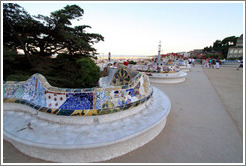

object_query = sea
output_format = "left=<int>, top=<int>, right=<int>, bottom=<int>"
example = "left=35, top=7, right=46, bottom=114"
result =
left=96, top=55, right=155, bottom=59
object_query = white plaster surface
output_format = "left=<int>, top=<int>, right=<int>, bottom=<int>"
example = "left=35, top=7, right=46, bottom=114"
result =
left=98, top=68, right=117, bottom=87
left=179, top=66, right=191, bottom=72
left=3, top=87, right=171, bottom=163
left=149, top=71, right=187, bottom=83
left=3, top=103, right=37, bottom=115
left=37, top=101, right=147, bottom=125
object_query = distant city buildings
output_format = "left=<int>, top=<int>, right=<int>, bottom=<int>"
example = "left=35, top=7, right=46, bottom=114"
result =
left=160, top=52, right=184, bottom=60
left=227, top=34, right=243, bottom=59
left=189, top=49, right=204, bottom=58
left=190, top=49, right=223, bottom=59
left=177, top=52, right=190, bottom=58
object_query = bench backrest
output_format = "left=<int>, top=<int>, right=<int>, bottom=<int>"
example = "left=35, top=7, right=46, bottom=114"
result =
left=3, top=67, right=153, bottom=116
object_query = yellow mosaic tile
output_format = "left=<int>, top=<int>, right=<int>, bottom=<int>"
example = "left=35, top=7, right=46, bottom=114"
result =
left=84, top=109, right=98, bottom=116
left=71, top=110, right=85, bottom=116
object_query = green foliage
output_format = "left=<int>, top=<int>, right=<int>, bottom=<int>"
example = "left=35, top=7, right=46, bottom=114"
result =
left=76, top=57, right=101, bottom=87
left=3, top=46, right=16, bottom=80
left=221, top=36, right=238, bottom=46
left=128, top=60, right=137, bottom=64
left=6, top=73, right=31, bottom=81
left=228, top=57, right=237, bottom=60
left=3, top=3, right=103, bottom=88
left=43, top=56, right=101, bottom=88
left=205, top=54, right=220, bottom=59
left=204, top=46, right=213, bottom=52
left=4, top=54, right=101, bottom=88
left=203, top=35, right=239, bottom=59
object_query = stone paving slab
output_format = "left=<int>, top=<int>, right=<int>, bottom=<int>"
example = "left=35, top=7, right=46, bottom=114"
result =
left=102, top=65, right=243, bottom=163
left=203, top=65, right=243, bottom=136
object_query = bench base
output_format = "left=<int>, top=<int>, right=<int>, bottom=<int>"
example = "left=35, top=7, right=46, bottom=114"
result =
left=3, top=87, right=171, bottom=163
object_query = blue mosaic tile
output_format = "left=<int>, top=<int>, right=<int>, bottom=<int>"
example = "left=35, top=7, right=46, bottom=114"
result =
left=32, top=79, right=46, bottom=107
left=122, top=85, right=128, bottom=89
left=126, top=88, right=135, bottom=97
left=118, top=99, right=124, bottom=106
left=95, top=91, right=101, bottom=109
left=74, top=89, right=81, bottom=93
left=56, top=109, right=74, bottom=116
left=34, top=105, right=41, bottom=110
left=3, top=84, right=25, bottom=98
left=100, top=91, right=111, bottom=108
left=59, top=93, right=94, bottom=110
left=22, top=76, right=36, bottom=101
left=13, top=85, right=25, bottom=99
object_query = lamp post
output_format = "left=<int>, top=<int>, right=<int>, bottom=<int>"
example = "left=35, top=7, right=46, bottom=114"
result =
left=158, top=41, right=161, bottom=65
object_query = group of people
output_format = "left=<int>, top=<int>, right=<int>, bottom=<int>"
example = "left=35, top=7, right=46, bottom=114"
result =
left=237, top=60, right=243, bottom=70
left=203, top=58, right=220, bottom=69
left=108, top=52, right=129, bottom=67
left=188, top=58, right=195, bottom=67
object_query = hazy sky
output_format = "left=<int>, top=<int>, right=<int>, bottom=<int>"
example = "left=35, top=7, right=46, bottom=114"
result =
left=15, top=1, right=244, bottom=56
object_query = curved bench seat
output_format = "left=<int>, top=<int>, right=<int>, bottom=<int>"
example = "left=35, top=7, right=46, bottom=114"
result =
left=179, top=65, right=191, bottom=72
left=149, top=71, right=187, bottom=84
left=128, top=64, right=187, bottom=84
left=3, top=87, right=171, bottom=162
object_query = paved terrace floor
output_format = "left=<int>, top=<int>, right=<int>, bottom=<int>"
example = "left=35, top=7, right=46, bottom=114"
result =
left=2, top=64, right=244, bottom=163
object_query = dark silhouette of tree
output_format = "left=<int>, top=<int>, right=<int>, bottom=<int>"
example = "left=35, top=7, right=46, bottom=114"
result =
left=203, top=36, right=239, bottom=59
left=3, top=3, right=104, bottom=60
left=3, top=3, right=104, bottom=88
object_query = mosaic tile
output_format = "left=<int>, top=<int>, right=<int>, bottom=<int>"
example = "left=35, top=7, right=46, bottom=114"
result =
left=100, top=91, right=112, bottom=108
left=46, top=108, right=59, bottom=114
left=13, top=85, right=25, bottom=99
left=71, top=110, right=85, bottom=116
left=102, top=101, right=114, bottom=109
left=84, top=109, right=98, bottom=116
left=122, top=103, right=133, bottom=110
left=3, top=68, right=153, bottom=116
left=39, top=107, right=48, bottom=112
left=34, top=105, right=41, bottom=110
left=45, top=91, right=67, bottom=109
left=3, top=85, right=17, bottom=98
left=56, top=109, right=74, bottom=116
left=126, top=88, right=135, bottom=97
left=112, top=107, right=122, bottom=113
left=74, top=89, right=82, bottom=93
left=95, top=91, right=101, bottom=109
left=140, top=97, right=147, bottom=104
left=22, top=76, right=36, bottom=101
left=99, top=108, right=112, bottom=115
left=110, top=65, right=137, bottom=86
left=32, top=80, right=47, bottom=106
left=60, top=93, right=93, bottom=110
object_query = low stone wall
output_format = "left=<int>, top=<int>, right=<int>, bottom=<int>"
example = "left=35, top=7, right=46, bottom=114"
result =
left=3, top=65, right=153, bottom=116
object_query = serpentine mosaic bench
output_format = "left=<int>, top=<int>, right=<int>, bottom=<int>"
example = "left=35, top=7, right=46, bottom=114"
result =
left=129, top=64, right=180, bottom=73
left=3, top=65, right=171, bottom=163
left=3, top=65, right=150, bottom=117
left=129, top=64, right=187, bottom=84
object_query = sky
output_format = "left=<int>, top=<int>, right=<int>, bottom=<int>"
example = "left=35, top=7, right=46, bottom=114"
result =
left=11, top=1, right=245, bottom=56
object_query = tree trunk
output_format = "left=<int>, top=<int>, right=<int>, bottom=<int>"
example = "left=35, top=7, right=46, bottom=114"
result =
left=4, top=14, right=34, bottom=67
